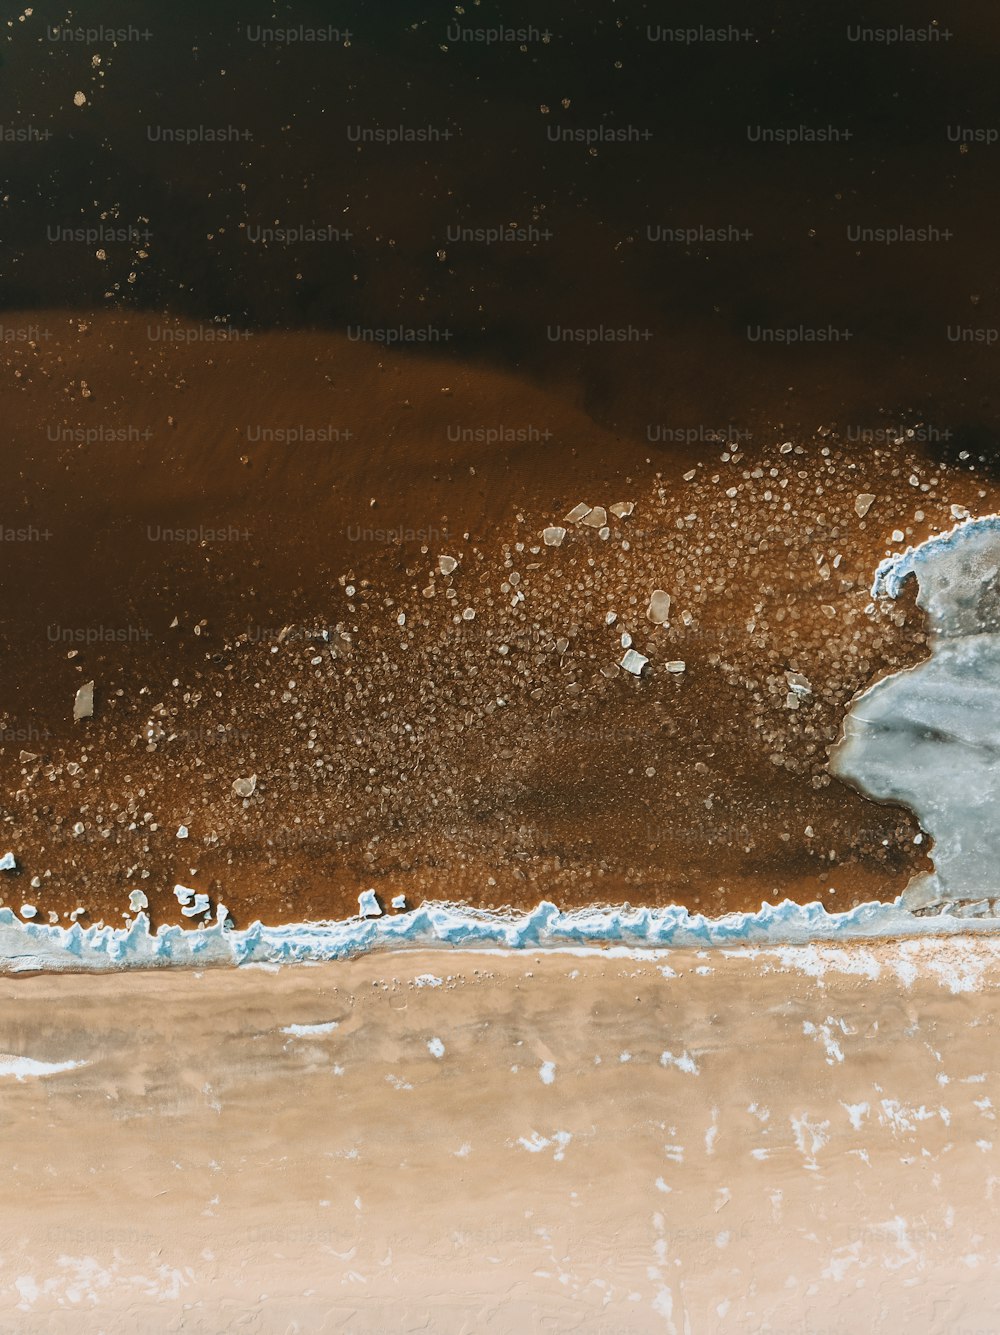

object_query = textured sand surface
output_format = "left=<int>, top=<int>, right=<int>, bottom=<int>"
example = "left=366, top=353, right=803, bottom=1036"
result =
left=1, top=942, right=999, bottom=1332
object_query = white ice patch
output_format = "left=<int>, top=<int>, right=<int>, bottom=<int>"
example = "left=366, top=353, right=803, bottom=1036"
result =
left=539, top=1061, right=556, bottom=1085
left=836, top=514, right=1000, bottom=910
left=427, top=1037, right=445, bottom=1058
left=517, top=1130, right=571, bottom=1161
left=660, top=1050, right=699, bottom=1075
left=791, top=1114, right=830, bottom=1170
left=281, top=1022, right=339, bottom=1037
left=802, top=1018, right=847, bottom=1064
left=0, top=1055, right=87, bottom=1081
left=841, top=1101, right=870, bottom=1130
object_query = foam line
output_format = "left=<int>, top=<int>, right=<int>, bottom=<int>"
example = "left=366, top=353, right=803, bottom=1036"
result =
left=0, top=898, right=996, bottom=972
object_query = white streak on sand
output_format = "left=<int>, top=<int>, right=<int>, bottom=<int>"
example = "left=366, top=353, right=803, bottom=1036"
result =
left=0, top=1055, right=87, bottom=1081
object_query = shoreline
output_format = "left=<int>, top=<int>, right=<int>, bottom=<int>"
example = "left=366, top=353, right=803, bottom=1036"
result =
left=4, top=893, right=1000, bottom=974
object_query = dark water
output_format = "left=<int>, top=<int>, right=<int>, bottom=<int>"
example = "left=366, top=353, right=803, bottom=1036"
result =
left=2, top=1, right=1000, bottom=446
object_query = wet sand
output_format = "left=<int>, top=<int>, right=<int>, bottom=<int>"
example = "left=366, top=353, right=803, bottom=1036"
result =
left=1, top=943, right=998, bottom=1331
left=5, top=310, right=1000, bottom=929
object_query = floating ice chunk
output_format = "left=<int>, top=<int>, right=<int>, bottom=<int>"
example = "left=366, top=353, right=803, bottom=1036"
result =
left=581, top=506, right=607, bottom=528
left=428, top=1037, right=445, bottom=1058
left=855, top=494, right=875, bottom=518
left=232, top=775, right=257, bottom=798
left=609, top=501, right=634, bottom=518
left=564, top=503, right=592, bottom=523
left=176, top=825, right=189, bottom=840
left=438, top=555, right=458, bottom=575
left=0, top=853, right=16, bottom=872
left=543, top=526, right=566, bottom=547
left=391, top=894, right=407, bottom=910
left=666, top=661, right=686, bottom=674
left=128, top=890, right=148, bottom=912
left=0, top=1055, right=86, bottom=1080
left=181, top=894, right=210, bottom=918
left=173, top=884, right=195, bottom=906
left=646, top=590, right=671, bottom=624
left=620, top=649, right=649, bottom=676
left=19, top=905, right=36, bottom=919
left=358, top=889, right=382, bottom=917
left=73, top=681, right=94, bottom=721
left=835, top=515, right=1000, bottom=908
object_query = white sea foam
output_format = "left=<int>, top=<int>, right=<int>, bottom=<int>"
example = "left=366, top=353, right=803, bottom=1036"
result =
left=1, top=895, right=999, bottom=973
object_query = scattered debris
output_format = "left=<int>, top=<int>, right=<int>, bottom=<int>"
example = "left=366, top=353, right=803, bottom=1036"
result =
left=438, top=555, right=458, bottom=575
left=232, top=775, right=257, bottom=798
left=0, top=853, right=16, bottom=872
left=581, top=506, right=607, bottom=529
left=543, top=526, right=566, bottom=546
left=128, top=889, right=148, bottom=913
left=665, top=661, right=686, bottom=674
left=609, top=501, right=634, bottom=518
left=855, top=494, right=876, bottom=518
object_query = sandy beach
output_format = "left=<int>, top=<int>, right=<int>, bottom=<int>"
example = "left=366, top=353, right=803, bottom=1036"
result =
left=2, top=940, right=998, bottom=1331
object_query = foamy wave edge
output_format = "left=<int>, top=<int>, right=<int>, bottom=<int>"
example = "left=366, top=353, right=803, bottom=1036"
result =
left=1, top=898, right=997, bottom=972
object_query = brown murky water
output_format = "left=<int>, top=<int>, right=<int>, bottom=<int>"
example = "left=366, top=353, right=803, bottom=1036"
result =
left=4, top=314, right=994, bottom=930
